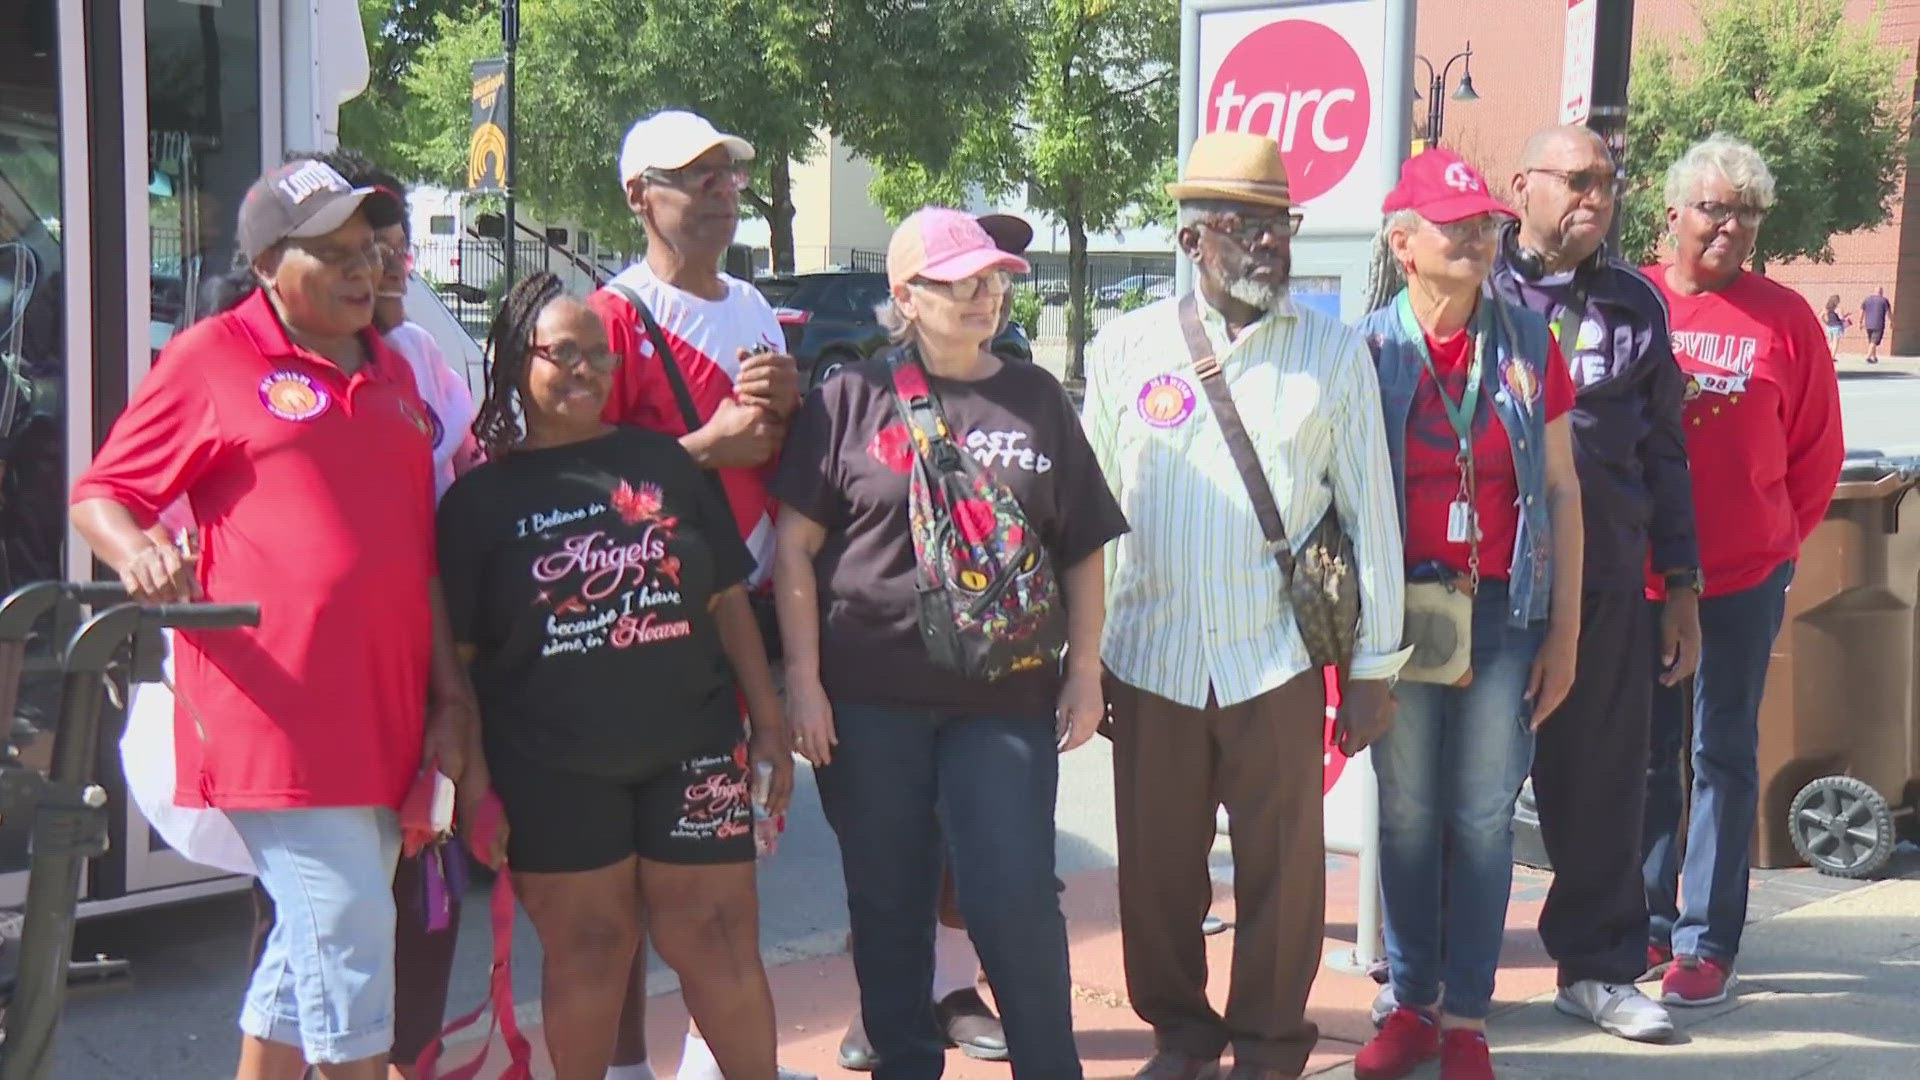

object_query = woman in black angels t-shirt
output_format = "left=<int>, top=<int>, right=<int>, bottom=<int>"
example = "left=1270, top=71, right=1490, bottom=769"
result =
left=437, top=273, right=788, bottom=1080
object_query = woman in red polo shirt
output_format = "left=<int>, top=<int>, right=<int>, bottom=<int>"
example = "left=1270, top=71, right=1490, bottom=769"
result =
left=1641, top=135, right=1843, bottom=1008
left=70, top=160, right=478, bottom=1080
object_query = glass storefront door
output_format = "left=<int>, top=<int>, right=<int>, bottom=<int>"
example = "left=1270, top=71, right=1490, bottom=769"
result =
left=0, top=0, right=74, bottom=902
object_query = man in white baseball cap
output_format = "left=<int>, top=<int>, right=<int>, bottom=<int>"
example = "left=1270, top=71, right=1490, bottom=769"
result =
left=617, top=109, right=755, bottom=187
left=590, top=108, right=805, bottom=1080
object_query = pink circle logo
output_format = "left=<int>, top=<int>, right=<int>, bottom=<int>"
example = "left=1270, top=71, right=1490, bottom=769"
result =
left=1136, top=375, right=1197, bottom=428
left=1207, top=20, right=1372, bottom=206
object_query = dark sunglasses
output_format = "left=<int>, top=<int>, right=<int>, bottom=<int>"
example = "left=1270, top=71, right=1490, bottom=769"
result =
left=1199, top=212, right=1303, bottom=247
left=1527, top=167, right=1622, bottom=198
left=644, top=163, right=752, bottom=193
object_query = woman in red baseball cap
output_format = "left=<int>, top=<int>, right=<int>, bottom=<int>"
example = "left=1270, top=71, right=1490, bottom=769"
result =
left=1352, top=150, right=1585, bottom=1080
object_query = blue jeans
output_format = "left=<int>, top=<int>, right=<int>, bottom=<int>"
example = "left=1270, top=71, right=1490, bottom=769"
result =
left=228, top=806, right=402, bottom=1063
left=1375, top=582, right=1544, bottom=1020
left=817, top=703, right=1081, bottom=1080
left=1643, top=560, right=1793, bottom=962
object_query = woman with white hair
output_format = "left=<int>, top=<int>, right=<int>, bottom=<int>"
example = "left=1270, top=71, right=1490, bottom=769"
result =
left=1641, top=134, right=1843, bottom=1007
left=1354, top=149, right=1584, bottom=1080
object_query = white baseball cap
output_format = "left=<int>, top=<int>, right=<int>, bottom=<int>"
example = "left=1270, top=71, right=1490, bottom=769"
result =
left=618, top=110, right=755, bottom=187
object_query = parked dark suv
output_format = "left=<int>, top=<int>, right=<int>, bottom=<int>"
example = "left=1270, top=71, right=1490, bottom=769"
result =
left=760, top=271, right=1033, bottom=386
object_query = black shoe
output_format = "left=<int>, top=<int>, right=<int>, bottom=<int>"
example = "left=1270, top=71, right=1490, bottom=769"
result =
left=935, top=988, right=1010, bottom=1061
left=838, top=1009, right=879, bottom=1072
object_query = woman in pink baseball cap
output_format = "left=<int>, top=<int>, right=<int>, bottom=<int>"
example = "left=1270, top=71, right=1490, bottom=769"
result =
left=1352, top=150, right=1586, bottom=1080
left=771, top=208, right=1128, bottom=1078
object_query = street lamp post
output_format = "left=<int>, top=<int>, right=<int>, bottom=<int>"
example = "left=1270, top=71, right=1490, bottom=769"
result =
left=1413, top=42, right=1479, bottom=146
left=501, top=0, right=520, bottom=290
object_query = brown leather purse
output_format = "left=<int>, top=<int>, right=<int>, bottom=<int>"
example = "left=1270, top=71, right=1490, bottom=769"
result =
left=1178, top=295, right=1360, bottom=671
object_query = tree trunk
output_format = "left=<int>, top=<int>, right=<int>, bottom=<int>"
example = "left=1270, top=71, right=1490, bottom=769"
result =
left=1751, top=249, right=1767, bottom=277
left=1066, top=211, right=1089, bottom=382
left=768, top=153, right=797, bottom=274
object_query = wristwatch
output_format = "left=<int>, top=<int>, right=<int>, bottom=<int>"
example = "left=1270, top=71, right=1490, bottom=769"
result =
left=1662, top=568, right=1705, bottom=595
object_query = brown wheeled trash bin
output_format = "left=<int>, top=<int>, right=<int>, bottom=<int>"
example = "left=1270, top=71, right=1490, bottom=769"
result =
left=1758, top=456, right=1920, bottom=877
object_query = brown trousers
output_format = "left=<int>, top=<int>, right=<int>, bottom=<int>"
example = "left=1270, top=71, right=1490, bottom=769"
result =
left=1108, top=670, right=1325, bottom=1075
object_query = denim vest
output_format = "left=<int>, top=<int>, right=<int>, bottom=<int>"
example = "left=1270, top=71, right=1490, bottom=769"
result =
left=1358, top=294, right=1555, bottom=627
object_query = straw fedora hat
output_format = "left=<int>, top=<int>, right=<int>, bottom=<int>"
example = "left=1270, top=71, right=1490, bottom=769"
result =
left=1166, top=132, right=1291, bottom=209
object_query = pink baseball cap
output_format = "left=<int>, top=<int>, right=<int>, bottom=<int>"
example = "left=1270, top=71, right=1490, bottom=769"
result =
left=886, top=207, right=1031, bottom=288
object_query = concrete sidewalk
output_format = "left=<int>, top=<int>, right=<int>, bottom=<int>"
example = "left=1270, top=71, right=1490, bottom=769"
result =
left=446, top=843, right=1918, bottom=1079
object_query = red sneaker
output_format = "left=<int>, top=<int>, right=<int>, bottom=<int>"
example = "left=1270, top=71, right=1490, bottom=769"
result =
left=1354, top=1007, right=1439, bottom=1080
left=1645, top=943, right=1674, bottom=979
left=1439, top=1029, right=1494, bottom=1080
left=1661, top=954, right=1735, bottom=1006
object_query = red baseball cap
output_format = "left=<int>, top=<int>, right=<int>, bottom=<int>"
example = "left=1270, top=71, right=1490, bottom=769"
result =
left=1381, top=148, right=1515, bottom=224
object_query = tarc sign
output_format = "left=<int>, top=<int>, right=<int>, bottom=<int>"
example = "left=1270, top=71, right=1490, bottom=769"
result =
left=1191, top=0, right=1389, bottom=233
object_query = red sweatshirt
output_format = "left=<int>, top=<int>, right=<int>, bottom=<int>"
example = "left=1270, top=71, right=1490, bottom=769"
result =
left=1646, top=266, right=1845, bottom=598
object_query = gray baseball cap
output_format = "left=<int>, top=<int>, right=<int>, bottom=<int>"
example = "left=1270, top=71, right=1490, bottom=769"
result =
left=236, top=160, right=397, bottom=263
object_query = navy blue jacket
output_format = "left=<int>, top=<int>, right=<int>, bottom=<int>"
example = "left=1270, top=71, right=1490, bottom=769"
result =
left=1491, top=237, right=1699, bottom=591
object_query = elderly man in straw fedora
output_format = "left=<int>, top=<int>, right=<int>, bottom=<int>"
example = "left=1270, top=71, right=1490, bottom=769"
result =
left=1082, top=132, right=1408, bottom=1080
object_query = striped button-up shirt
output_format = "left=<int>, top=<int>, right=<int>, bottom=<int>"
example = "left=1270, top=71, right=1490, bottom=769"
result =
left=1081, top=293, right=1408, bottom=709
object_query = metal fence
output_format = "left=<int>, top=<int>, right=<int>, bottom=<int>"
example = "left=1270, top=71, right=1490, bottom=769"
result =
left=413, top=238, right=630, bottom=338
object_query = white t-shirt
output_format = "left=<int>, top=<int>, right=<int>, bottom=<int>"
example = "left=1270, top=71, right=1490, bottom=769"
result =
left=383, top=320, right=477, bottom=501
left=594, top=264, right=785, bottom=583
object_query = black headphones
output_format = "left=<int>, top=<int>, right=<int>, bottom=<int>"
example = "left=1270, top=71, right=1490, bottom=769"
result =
left=1502, top=217, right=1607, bottom=287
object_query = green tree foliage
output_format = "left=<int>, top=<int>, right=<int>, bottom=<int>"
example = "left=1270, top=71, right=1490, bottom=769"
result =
left=867, top=0, right=1179, bottom=379
left=373, top=0, right=1026, bottom=268
left=1621, top=0, right=1909, bottom=271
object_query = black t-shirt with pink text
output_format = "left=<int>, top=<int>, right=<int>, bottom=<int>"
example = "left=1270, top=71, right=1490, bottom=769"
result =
left=438, top=428, right=752, bottom=779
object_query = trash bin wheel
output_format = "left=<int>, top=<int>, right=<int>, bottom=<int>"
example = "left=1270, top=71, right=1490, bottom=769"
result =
left=1788, top=775, right=1896, bottom=879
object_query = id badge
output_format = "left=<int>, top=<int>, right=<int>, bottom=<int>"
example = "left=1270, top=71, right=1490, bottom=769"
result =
left=1447, top=500, right=1476, bottom=544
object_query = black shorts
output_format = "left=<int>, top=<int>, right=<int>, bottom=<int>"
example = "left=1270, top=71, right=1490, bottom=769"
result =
left=488, top=741, right=756, bottom=873
left=1867, top=327, right=1885, bottom=345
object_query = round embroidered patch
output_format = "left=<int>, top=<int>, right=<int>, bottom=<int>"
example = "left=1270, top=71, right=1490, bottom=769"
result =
left=258, top=372, right=330, bottom=421
left=1136, top=374, right=1196, bottom=428
left=1501, top=360, right=1539, bottom=406
left=424, top=404, right=446, bottom=448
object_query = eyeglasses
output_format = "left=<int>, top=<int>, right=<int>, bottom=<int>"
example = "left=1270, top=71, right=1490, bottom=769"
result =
left=289, top=237, right=382, bottom=272
left=910, top=269, right=1011, bottom=303
left=1199, top=212, right=1304, bottom=247
left=1688, top=200, right=1768, bottom=228
left=1527, top=167, right=1622, bottom=199
left=644, top=163, right=752, bottom=193
left=375, top=241, right=415, bottom=272
left=530, top=342, right=620, bottom=373
left=1428, top=216, right=1498, bottom=244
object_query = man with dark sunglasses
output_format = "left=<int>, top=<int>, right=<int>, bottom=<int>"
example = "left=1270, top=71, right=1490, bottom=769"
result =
left=1491, top=124, right=1701, bottom=1043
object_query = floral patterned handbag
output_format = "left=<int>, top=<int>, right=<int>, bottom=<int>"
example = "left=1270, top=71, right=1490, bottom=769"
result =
left=886, top=351, right=1067, bottom=681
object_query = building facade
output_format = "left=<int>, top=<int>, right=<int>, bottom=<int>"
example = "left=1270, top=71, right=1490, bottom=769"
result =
left=1416, top=0, right=1919, bottom=353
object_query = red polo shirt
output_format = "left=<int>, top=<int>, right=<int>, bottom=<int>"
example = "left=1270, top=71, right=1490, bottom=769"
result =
left=72, top=290, right=437, bottom=811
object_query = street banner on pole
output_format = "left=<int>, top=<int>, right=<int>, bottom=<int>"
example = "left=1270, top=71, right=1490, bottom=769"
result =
left=1559, top=0, right=1599, bottom=124
left=468, top=58, right=509, bottom=193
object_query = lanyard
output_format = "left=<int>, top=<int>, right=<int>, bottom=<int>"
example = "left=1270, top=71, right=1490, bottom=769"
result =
left=1394, top=289, right=1488, bottom=453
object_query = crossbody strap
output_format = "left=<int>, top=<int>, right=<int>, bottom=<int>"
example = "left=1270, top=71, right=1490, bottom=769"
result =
left=605, top=281, right=703, bottom=434
left=603, top=280, right=737, bottom=515
left=885, top=348, right=966, bottom=472
left=1178, top=294, right=1296, bottom=578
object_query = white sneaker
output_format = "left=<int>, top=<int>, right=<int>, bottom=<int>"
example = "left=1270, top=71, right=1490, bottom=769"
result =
left=1369, top=982, right=1396, bottom=1027
left=777, top=1069, right=817, bottom=1080
left=1555, top=980, right=1675, bottom=1042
